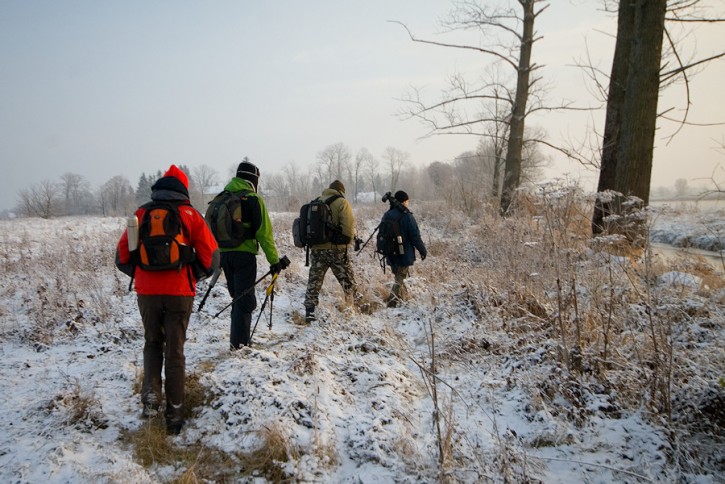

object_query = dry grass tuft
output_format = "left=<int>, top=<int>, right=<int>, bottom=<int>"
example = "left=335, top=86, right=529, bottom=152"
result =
left=238, top=423, right=301, bottom=481
left=127, top=418, right=175, bottom=467
left=125, top=421, right=240, bottom=481
left=47, top=379, right=108, bottom=430
left=184, top=372, right=211, bottom=420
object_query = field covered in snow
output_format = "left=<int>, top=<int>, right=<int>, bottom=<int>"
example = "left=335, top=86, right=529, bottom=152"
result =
left=0, top=197, right=723, bottom=483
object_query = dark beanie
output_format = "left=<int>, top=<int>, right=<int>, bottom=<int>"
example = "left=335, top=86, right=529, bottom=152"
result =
left=329, top=180, right=345, bottom=194
left=237, top=161, right=260, bottom=189
left=394, top=190, right=409, bottom=203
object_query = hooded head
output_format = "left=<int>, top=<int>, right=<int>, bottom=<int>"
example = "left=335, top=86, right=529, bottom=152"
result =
left=237, top=161, right=260, bottom=190
left=164, top=164, right=189, bottom=189
left=150, top=164, right=190, bottom=199
left=394, top=190, right=409, bottom=203
left=329, top=180, right=345, bottom=195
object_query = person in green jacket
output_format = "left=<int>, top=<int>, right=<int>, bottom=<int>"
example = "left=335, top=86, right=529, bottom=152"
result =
left=219, top=161, right=285, bottom=349
left=303, top=180, right=359, bottom=323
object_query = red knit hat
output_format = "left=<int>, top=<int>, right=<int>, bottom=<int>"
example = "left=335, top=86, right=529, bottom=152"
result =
left=164, top=164, right=189, bottom=189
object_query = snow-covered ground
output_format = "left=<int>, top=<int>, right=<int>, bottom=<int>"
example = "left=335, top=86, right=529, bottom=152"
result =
left=0, top=202, right=722, bottom=483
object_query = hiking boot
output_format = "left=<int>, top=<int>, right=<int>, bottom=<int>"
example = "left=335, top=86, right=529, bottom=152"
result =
left=385, top=294, right=399, bottom=308
left=166, top=417, right=184, bottom=435
left=304, top=306, right=316, bottom=323
left=141, top=403, right=159, bottom=419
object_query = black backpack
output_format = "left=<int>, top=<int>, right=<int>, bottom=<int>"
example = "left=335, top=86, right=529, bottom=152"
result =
left=205, top=190, right=258, bottom=248
left=376, top=214, right=405, bottom=257
left=293, top=195, right=342, bottom=248
left=132, top=201, right=194, bottom=271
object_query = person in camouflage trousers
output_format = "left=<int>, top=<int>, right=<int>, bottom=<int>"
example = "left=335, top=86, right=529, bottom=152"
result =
left=303, top=180, right=359, bottom=322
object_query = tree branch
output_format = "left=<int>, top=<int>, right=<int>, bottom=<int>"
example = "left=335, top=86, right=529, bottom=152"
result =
left=389, top=20, right=519, bottom=71
left=660, top=51, right=725, bottom=82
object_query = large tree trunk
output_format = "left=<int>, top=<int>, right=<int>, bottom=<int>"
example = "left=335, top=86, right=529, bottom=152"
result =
left=592, top=0, right=667, bottom=237
left=592, top=1, right=635, bottom=234
left=613, top=0, right=666, bottom=203
left=499, top=0, right=535, bottom=215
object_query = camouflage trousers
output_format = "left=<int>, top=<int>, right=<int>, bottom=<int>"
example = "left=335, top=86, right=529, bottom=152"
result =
left=387, top=265, right=410, bottom=305
left=304, top=248, right=358, bottom=308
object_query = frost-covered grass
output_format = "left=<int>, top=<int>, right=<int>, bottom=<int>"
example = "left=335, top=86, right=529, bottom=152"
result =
left=0, top=197, right=722, bottom=483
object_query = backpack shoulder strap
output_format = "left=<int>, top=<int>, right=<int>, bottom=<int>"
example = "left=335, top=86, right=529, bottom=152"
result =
left=323, top=194, right=342, bottom=206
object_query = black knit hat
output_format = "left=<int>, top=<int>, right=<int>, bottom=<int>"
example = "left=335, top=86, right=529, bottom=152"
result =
left=329, top=180, right=345, bottom=194
left=394, top=190, right=409, bottom=203
left=237, top=161, right=260, bottom=189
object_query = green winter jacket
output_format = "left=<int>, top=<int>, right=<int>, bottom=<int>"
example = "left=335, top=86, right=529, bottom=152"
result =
left=311, top=187, right=355, bottom=250
left=218, top=177, right=279, bottom=265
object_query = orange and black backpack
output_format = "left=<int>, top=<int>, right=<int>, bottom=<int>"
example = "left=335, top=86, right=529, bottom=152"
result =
left=131, top=201, right=195, bottom=271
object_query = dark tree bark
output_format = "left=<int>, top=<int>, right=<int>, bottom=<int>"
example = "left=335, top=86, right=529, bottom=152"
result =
left=592, top=0, right=668, bottom=235
left=613, top=0, right=667, bottom=202
left=592, top=2, right=635, bottom=234
left=500, top=0, right=536, bottom=215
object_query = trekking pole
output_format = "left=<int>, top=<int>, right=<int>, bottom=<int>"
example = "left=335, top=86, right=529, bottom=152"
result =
left=211, top=270, right=273, bottom=318
left=211, top=255, right=289, bottom=318
left=197, top=268, right=222, bottom=313
left=249, top=272, right=278, bottom=345
left=355, top=224, right=380, bottom=255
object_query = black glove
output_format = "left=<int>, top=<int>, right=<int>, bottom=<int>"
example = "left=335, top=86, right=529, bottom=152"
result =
left=420, top=251, right=427, bottom=261
left=270, top=255, right=291, bottom=274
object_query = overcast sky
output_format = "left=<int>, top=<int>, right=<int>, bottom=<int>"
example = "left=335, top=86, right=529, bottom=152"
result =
left=1, top=1, right=723, bottom=212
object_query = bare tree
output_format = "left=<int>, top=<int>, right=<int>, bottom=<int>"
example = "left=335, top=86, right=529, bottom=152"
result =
left=453, top=151, right=490, bottom=214
left=190, top=164, right=219, bottom=207
left=59, top=172, right=92, bottom=215
left=317, top=143, right=352, bottom=184
left=283, top=161, right=312, bottom=201
left=382, top=146, right=410, bottom=192
left=265, top=172, right=289, bottom=198
left=674, top=178, right=688, bottom=197
left=427, top=161, right=455, bottom=204
left=476, top=92, right=511, bottom=197
left=101, top=175, right=135, bottom=216
left=364, top=150, right=380, bottom=197
left=354, top=148, right=374, bottom=202
left=17, top=179, right=62, bottom=219
left=396, top=0, right=550, bottom=214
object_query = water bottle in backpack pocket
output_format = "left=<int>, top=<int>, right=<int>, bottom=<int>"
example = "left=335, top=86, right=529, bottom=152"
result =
left=376, top=218, right=404, bottom=256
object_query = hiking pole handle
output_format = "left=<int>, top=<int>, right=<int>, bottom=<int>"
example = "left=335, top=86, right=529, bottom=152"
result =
left=197, top=268, right=222, bottom=313
left=212, top=269, right=273, bottom=318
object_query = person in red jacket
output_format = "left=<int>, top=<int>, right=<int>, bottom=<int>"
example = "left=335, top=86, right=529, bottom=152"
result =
left=115, top=164, right=219, bottom=435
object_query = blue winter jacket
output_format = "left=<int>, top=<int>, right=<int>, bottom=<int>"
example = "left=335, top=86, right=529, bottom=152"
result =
left=381, top=206, right=427, bottom=267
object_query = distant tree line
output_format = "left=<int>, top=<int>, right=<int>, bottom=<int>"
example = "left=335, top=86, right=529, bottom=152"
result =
left=10, top=138, right=549, bottom=219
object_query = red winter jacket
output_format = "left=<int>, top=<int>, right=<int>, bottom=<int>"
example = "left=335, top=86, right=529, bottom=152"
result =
left=115, top=166, right=220, bottom=296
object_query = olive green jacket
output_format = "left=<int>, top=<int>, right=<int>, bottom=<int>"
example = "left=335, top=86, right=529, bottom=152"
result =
left=218, top=177, right=279, bottom=265
left=311, top=188, right=355, bottom=249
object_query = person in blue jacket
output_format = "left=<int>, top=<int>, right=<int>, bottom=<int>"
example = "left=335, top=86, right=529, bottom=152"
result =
left=380, top=190, right=427, bottom=307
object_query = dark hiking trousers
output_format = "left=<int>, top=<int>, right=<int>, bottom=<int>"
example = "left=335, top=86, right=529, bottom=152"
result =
left=137, top=294, right=193, bottom=422
left=221, top=251, right=257, bottom=348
